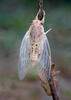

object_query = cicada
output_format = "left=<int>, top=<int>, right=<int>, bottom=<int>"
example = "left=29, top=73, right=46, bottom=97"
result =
left=18, top=11, right=52, bottom=80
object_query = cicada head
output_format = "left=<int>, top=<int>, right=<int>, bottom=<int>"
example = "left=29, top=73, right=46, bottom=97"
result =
left=30, top=19, right=44, bottom=39
left=30, top=10, right=45, bottom=39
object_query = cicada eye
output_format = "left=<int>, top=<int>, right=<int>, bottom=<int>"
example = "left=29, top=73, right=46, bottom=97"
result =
left=40, top=22, right=43, bottom=25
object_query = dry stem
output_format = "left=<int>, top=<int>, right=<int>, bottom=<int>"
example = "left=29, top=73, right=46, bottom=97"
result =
left=48, top=72, right=59, bottom=100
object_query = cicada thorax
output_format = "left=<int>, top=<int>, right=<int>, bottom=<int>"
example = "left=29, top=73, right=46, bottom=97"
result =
left=29, top=23, right=44, bottom=65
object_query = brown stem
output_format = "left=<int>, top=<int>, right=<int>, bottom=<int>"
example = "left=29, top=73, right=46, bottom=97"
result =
left=37, top=1, right=59, bottom=100
left=37, top=0, right=43, bottom=11
left=48, top=72, right=59, bottom=100
left=37, top=0, right=44, bottom=20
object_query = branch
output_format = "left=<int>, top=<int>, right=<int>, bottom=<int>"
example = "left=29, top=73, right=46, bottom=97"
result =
left=37, top=0, right=43, bottom=10
left=37, top=1, right=59, bottom=100
left=48, top=72, right=59, bottom=100
left=38, top=64, right=60, bottom=100
left=37, top=0, right=44, bottom=20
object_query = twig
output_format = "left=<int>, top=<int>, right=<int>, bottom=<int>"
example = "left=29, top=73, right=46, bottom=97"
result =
left=37, top=0, right=43, bottom=10
left=37, top=0, right=44, bottom=20
left=37, top=1, right=59, bottom=99
left=48, top=72, right=59, bottom=100
left=39, top=64, right=60, bottom=100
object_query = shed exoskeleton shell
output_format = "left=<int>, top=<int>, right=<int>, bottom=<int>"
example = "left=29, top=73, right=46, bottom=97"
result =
left=18, top=12, right=51, bottom=80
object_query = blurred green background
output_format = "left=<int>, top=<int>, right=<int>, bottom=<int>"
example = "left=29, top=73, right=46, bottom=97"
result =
left=0, top=0, right=71, bottom=100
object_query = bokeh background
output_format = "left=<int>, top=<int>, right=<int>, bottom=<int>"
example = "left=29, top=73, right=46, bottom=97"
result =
left=0, top=0, right=71, bottom=100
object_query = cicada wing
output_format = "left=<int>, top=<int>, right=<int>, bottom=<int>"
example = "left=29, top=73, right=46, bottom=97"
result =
left=18, top=31, right=32, bottom=80
left=39, top=34, right=51, bottom=79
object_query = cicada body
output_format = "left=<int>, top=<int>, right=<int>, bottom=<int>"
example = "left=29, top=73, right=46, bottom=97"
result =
left=18, top=11, right=51, bottom=80
left=29, top=19, right=44, bottom=65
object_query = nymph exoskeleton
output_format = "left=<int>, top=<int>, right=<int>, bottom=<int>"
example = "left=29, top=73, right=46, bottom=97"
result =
left=18, top=11, right=52, bottom=80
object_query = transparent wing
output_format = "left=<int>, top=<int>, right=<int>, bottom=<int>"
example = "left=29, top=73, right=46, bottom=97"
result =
left=18, top=31, right=32, bottom=80
left=39, top=34, right=51, bottom=78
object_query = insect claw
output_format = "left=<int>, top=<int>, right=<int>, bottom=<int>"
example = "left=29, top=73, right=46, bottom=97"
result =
left=45, top=28, right=52, bottom=34
left=52, top=71, right=60, bottom=77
